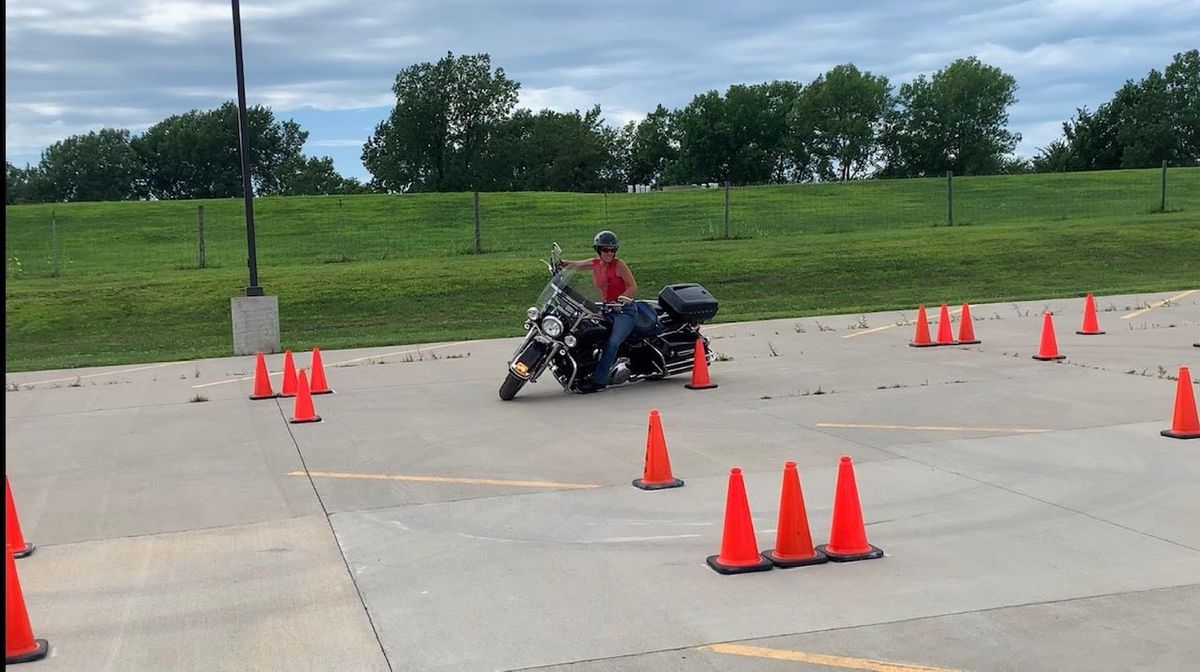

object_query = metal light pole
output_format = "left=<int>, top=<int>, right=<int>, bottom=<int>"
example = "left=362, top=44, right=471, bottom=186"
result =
left=230, top=0, right=263, bottom=296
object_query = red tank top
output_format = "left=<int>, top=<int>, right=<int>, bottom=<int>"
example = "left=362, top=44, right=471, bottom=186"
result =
left=591, top=258, right=626, bottom=301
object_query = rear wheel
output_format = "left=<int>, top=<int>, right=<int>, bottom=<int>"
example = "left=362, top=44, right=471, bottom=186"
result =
left=498, top=373, right=526, bottom=400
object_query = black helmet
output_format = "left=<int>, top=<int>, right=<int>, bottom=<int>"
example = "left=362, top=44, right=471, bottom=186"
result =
left=592, top=230, right=619, bottom=253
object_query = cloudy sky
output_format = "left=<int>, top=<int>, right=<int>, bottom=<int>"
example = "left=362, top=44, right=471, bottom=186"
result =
left=6, top=0, right=1198, bottom=182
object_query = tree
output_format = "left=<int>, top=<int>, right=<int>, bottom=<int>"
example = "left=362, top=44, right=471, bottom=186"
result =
left=882, top=57, right=1020, bottom=176
left=666, top=90, right=730, bottom=184
left=668, top=81, right=801, bottom=185
left=791, top=64, right=891, bottom=181
left=134, top=102, right=307, bottom=199
left=363, top=52, right=519, bottom=192
left=278, top=156, right=368, bottom=195
left=6, top=161, right=50, bottom=204
left=478, top=106, right=622, bottom=192
left=1062, top=50, right=1198, bottom=170
left=1166, top=49, right=1200, bottom=162
left=33, top=129, right=147, bottom=202
left=725, top=81, right=803, bottom=184
left=1111, top=71, right=1176, bottom=167
left=617, top=104, right=676, bottom=187
left=1062, top=104, right=1121, bottom=170
left=1031, top=139, right=1073, bottom=173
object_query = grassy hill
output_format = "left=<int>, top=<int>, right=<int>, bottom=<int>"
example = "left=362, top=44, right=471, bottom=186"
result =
left=6, top=168, right=1199, bottom=372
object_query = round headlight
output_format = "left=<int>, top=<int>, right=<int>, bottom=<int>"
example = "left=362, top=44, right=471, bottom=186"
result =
left=563, top=335, right=577, bottom=348
left=526, top=307, right=540, bottom=320
left=541, top=315, right=564, bottom=338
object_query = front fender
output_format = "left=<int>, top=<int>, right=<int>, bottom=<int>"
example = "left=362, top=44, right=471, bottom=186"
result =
left=509, top=339, right=551, bottom=380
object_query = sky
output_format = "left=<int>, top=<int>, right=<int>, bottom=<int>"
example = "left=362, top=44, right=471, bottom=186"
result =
left=6, top=0, right=1199, bottom=183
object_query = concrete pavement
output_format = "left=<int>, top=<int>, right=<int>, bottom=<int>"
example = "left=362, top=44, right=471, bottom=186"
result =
left=5, top=289, right=1199, bottom=671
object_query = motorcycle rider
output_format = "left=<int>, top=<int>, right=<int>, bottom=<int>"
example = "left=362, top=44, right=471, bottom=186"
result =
left=562, top=230, right=639, bottom=393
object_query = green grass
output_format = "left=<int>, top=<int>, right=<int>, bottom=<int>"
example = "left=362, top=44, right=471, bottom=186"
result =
left=6, top=168, right=1199, bottom=372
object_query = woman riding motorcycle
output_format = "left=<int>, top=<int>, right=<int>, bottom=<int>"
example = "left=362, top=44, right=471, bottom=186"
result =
left=561, top=230, right=644, bottom=393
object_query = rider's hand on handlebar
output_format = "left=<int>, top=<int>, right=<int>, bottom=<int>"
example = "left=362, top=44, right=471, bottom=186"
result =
left=617, top=295, right=634, bottom=306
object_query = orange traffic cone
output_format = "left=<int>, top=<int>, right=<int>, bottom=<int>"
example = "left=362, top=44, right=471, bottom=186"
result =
left=706, top=468, right=773, bottom=574
left=685, top=338, right=718, bottom=390
left=5, top=477, right=34, bottom=559
left=935, top=303, right=956, bottom=345
left=309, top=347, right=333, bottom=395
left=1076, top=293, right=1105, bottom=335
left=289, top=369, right=321, bottom=424
left=1032, top=313, right=1066, bottom=361
left=762, top=462, right=827, bottom=568
left=909, top=305, right=935, bottom=347
left=279, top=350, right=299, bottom=398
left=816, top=456, right=884, bottom=562
left=5, top=550, right=48, bottom=664
left=1161, top=366, right=1200, bottom=439
left=957, top=303, right=980, bottom=344
left=633, top=410, right=684, bottom=490
left=249, top=352, right=276, bottom=400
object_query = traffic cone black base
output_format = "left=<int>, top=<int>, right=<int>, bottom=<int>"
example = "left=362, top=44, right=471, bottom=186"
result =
left=763, top=548, right=828, bottom=568
left=6, top=639, right=48, bottom=665
left=1160, top=429, right=1200, bottom=439
left=815, top=543, right=884, bottom=562
left=705, top=554, right=773, bottom=575
left=633, top=477, right=684, bottom=490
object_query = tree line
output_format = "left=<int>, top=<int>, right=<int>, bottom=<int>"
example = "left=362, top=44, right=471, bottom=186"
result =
left=6, top=49, right=1197, bottom=203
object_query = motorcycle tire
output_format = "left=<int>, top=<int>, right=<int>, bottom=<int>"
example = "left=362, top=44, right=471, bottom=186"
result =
left=498, top=372, right=526, bottom=401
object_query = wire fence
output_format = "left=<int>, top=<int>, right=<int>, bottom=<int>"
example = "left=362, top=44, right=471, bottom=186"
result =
left=5, top=165, right=1196, bottom=281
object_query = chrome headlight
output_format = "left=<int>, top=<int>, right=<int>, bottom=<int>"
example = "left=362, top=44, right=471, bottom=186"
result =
left=563, top=335, right=577, bottom=348
left=541, top=315, right=564, bottom=338
left=526, top=307, right=540, bottom=320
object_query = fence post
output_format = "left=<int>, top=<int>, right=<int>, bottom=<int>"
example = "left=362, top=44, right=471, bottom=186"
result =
left=946, top=171, right=954, bottom=226
left=473, top=191, right=482, bottom=254
left=723, top=180, right=731, bottom=239
left=1160, top=159, right=1168, bottom=213
left=198, top=205, right=206, bottom=269
left=51, top=210, right=60, bottom=276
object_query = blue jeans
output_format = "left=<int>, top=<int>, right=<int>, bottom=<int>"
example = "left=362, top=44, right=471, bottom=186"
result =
left=592, top=303, right=637, bottom=385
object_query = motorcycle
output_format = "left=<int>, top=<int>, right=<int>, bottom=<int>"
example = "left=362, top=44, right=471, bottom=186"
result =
left=498, top=243, right=719, bottom=400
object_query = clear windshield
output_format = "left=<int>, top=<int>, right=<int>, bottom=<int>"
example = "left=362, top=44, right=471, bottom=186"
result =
left=536, top=266, right=603, bottom=315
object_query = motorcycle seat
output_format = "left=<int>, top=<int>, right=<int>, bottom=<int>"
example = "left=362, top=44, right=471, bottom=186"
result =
left=634, top=300, right=659, bottom=335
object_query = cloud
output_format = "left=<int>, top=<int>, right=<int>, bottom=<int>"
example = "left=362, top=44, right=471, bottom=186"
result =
left=5, top=0, right=1197, bottom=180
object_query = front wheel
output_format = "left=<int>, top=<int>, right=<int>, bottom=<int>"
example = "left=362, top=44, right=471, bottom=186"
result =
left=498, top=372, right=527, bottom=401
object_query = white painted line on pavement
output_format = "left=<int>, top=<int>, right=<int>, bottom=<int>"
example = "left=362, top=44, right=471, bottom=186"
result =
left=193, top=341, right=473, bottom=388
left=24, top=361, right=181, bottom=387
left=817, top=422, right=1050, bottom=433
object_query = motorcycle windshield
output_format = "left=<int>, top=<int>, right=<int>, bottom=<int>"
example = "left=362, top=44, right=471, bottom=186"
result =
left=537, top=267, right=603, bottom=316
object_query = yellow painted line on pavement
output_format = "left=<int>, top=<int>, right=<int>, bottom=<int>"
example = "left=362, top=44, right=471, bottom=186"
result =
left=193, top=341, right=472, bottom=388
left=706, top=643, right=962, bottom=671
left=817, top=422, right=1049, bottom=433
left=1121, top=289, right=1197, bottom=320
left=24, top=361, right=181, bottom=387
left=290, top=470, right=601, bottom=490
left=842, top=306, right=962, bottom=339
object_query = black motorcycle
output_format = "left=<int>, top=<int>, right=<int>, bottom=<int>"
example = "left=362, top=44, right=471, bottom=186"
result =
left=499, top=243, right=718, bottom=400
